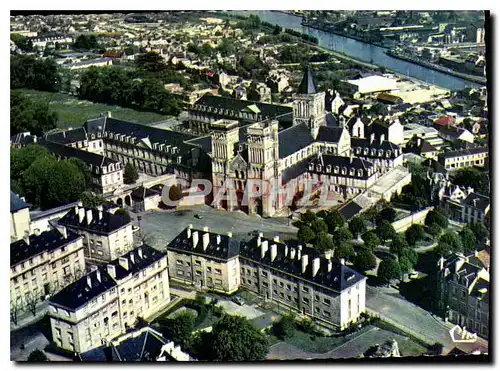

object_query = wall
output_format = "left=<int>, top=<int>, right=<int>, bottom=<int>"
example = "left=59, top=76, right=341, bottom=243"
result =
left=10, top=208, right=30, bottom=241
left=391, top=207, right=434, bottom=233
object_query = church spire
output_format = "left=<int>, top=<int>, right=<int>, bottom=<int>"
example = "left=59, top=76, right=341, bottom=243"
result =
left=297, top=64, right=317, bottom=94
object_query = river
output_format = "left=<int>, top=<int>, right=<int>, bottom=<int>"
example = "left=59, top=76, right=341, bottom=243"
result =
left=233, top=10, right=480, bottom=91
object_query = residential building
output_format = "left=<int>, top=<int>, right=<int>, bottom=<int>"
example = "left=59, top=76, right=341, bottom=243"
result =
left=56, top=204, right=134, bottom=264
left=166, top=226, right=367, bottom=330
left=48, top=245, right=170, bottom=353
left=11, top=191, right=31, bottom=242
left=438, top=126, right=475, bottom=144
left=10, top=227, right=85, bottom=310
left=167, top=226, right=241, bottom=294
left=45, top=127, right=105, bottom=155
left=64, top=57, right=113, bottom=70
left=437, top=146, right=488, bottom=171
left=437, top=252, right=489, bottom=339
left=78, top=326, right=193, bottom=361
left=460, top=193, right=490, bottom=224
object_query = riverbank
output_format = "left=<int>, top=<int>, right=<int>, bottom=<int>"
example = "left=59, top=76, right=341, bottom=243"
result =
left=385, top=50, right=487, bottom=85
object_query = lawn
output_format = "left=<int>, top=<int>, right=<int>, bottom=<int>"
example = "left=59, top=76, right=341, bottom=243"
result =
left=16, top=89, right=172, bottom=128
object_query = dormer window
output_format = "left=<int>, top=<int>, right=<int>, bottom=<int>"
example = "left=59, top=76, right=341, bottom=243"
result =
left=378, top=149, right=384, bottom=157
left=326, top=165, right=332, bottom=173
left=363, top=148, right=369, bottom=155
left=349, top=168, right=355, bottom=176
left=371, top=149, right=376, bottom=156
left=386, top=150, right=392, bottom=158
left=334, top=166, right=339, bottom=174
left=309, top=164, right=314, bottom=171
left=342, top=167, right=347, bottom=175
left=316, top=164, right=322, bottom=172
left=357, top=169, right=363, bottom=177
left=356, top=147, right=361, bottom=154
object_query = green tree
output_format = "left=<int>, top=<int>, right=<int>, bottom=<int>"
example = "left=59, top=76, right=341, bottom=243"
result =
left=400, top=248, right=418, bottom=267
left=136, top=51, right=167, bottom=73
left=10, top=91, right=58, bottom=136
left=325, top=209, right=345, bottom=233
left=315, top=232, right=334, bottom=252
left=439, top=232, right=463, bottom=253
left=73, top=34, right=99, bottom=50
left=459, top=226, right=477, bottom=254
left=163, top=311, right=196, bottom=350
left=376, top=220, right=396, bottom=243
left=297, top=225, right=315, bottom=244
left=300, top=209, right=317, bottom=225
left=80, top=191, right=106, bottom=208
left=349, top=216, right=366, bottom=237
left=399, top=256, right=413, bottom=279
left=361, top=231, right=381, bottom=250
left=451, top=167, right=489, bottom=195
left=376, top=206, right=397, bottom=225
left=468, top=223, right=488, bottom=244
left=427, top=223, right=442, bottom=239
left=27, top=349, right=48, bottom=362
left=332, top=227, right=353, bottom=245
left=115, top=208, right=130, bottom=218
left=310, top=218, right=328, bottom=235
left=169, top=184, right=183, bottom=202
left=334, top=242, right=355, bottom=261
left=377, top=258, right=401, bottom=284
left=272, top=24, right=283, bottom=35
left=425, top=209, right=449, bottom=229
left=390, top=234, right=409, bottom=257
left=202, top=315, right=268, bottom=361
left=405, top=224, right=426, bottom=246
left=272, top=312, right=295, bottom=340
left=11, top=55, right=60, bottom=91
left=124, top=162, right=139, bottom=184
left=354, top=248, right=377, bottom=273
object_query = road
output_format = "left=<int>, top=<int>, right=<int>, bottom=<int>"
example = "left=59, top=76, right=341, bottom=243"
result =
left=137, top=205, right=298, bottom=249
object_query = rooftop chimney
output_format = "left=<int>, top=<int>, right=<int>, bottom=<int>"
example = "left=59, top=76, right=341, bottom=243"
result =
left=187, top=224, right=193, bottom=239
left=340, top=258, right=345, bottom=266
left=130, top=253, right=135, bottom=264
left=77, top=201, right=83, bottom=207
left=58, top=226, right=67, bottom=239
left=216, top=235, right=221, bottom=245
left=290, top=247, right=296, bottom=260
left=203, top=232, right=210, bottom=251
left=86, top=209, right=93, bottom=224
left=203, top=226, right=209, bottom=232
left=380, top=134, right=385, bottom=143
left=97, top=205, right=103, bottom=220
left=273, top=236, right=280, bottom=243
left=312, top=257, right=320, bottom=277
left=284, top=245, right=289, bottom=258
left=23, top=235, right=30, bottom=245
left=257, top=234, right=262, bottom=247
left=34, top=228, right=41, bottom=236
left=327, top=258, right=333, bottom=272
left=96, top=270, right=101, bottom=282
left=270, top=244, right=277, bottom=262
left=191, top=230, right=200, bottom=248
left=227, top=232, right=232, bottom=238
left=74, top=205, right=79, bottom=215
left=138, top=247, right=143, bottom=259
left=297, top=245, right=302, bottom=260
left=107, top=264, right=116, bottom=278
left=301, top=254, right=309, bottom=274
left=119, top=257, right=129, bottom=271
left=370, top=133, right=375, bottom=144
left=261, top=240, right=269, bottom=259
left=78, top=208, right=85, bottom=223
left=87, top=275, right=92, bottom=288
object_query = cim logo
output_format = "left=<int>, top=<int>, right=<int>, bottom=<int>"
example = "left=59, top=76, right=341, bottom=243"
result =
left=449, top=325, right=478, bottom=343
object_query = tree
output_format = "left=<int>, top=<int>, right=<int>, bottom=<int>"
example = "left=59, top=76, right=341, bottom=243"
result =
left=332, top=227, right=353, bottom=245
left=136, top=51, right=167, bottom=73
left=25, top=292, right=39, bottom=316
left=314, top=232, right=334, bottom=252
left=10, top=91, right=58, bottom=136
left=468, top=223, right=488, bottom=244
left=115, top=208, right=130, bottom=218
left=354, top=248, right=377, bottom=273
left=451, top=167, right=489, bottom=195
left=27, top=349, right=49, bottom=362
left=124, top=162, right=139, bottom=184
left=439, top=232, right=463, bottom=253
left=399, top=256, right=413, bottom=279
left=334, top=242, right=355, bottom=261
left=390, top=234, right=409, bottom=257
left=10, top=300, right=21, bottom=326
left=349, top=216, right=366, bottom=237
left=201, top=315, right=268, bottom=361
left=11, top=55, right=60, bottom=91
left=169, top=184, right=183, bottom=202
left=376, top=220, right=396, bottom=243
left=80, top=191, right=106, bottom=208
left=297, top=225, right=315, bottom=244
left=163, top=311, right=197, bottom=350
left=428, top=342, right=444, bottom=356
left=425, top=209, right=449, bottom=229
left=310, top=218, right=328, bottom=235
left=459, top=227, right=477, bottom=254
left=400, top=248, right=418, bottom=267
left=377, top=258, right=401, bottom=284
left=405, top=224, right=426, bottom=246
left=272, top=312, right=295, bottom=340
left=325, top=209, right=345, bottom=233
left=272, top=24, right=283, bottom=35
left=376, top=206, right=397, bottom=225
left=361, top=231, right=381, bottom=250
left=300, top=209, right=317, bottom=225
left=73, top=34, right=99, bottom=50
left=427, top=223, right=442, bottom=239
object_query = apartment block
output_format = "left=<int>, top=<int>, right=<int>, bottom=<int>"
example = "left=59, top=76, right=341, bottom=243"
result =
left=438, top=146, right=488, bottom=171
left=10, top=227, right=85, bottom=310
left=437, top=252, right=489, bottom=339
left=48, top=245, right=170, bottom=353
left=57, top=204, right=133, bottom=264
left=10, top=191, right=31, bottom=242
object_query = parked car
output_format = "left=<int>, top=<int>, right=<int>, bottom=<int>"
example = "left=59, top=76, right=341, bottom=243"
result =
left=232, top=296, right=245, bottom=306
left=409, top=272, right=419, bottom=279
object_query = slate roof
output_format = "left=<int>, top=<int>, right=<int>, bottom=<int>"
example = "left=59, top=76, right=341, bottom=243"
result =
left=325, top=112, right=339, bottom=127
left=351, top=138, right=401, bottom=156
left=462, top=193, right=490, bottom=212
left=240, top=237, right=365, bottom=293
left=278, top=123, right=314, bottom=159
left=297, top=65, right=317, bottom=94
left=185, top=135, right=212, bottom=154
left=10, top=191, right=29, bottom=213
left=282, top=157, right=312, bottom=184
left=45, top=128, right=88, bottom=145
left=316, top=126, right=344, bottom=143
left=50, top=269, right=117, bottom=311
left=438, top=125, right=470, bottom=139
left=309, top=154, right=374, bottom=178
left=58, top=207, right=131, bottom=235
left=108, top=245, right=166, bottom=281
left=39, top=138, right=117, bottom=169
left=168, top=227, right=241, bottom=261
left=337, top=201, right=363, bottom=221
left=131, top=186, right=161, bottom=202
left=10, top=132, right=36, bottom=146
left=11, top=228, right=82, bottom=267
left=440, top=146, right=488, bottom=159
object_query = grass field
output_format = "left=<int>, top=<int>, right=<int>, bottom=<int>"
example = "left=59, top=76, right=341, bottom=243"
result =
left=16, top=89, right=172, bottom=129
